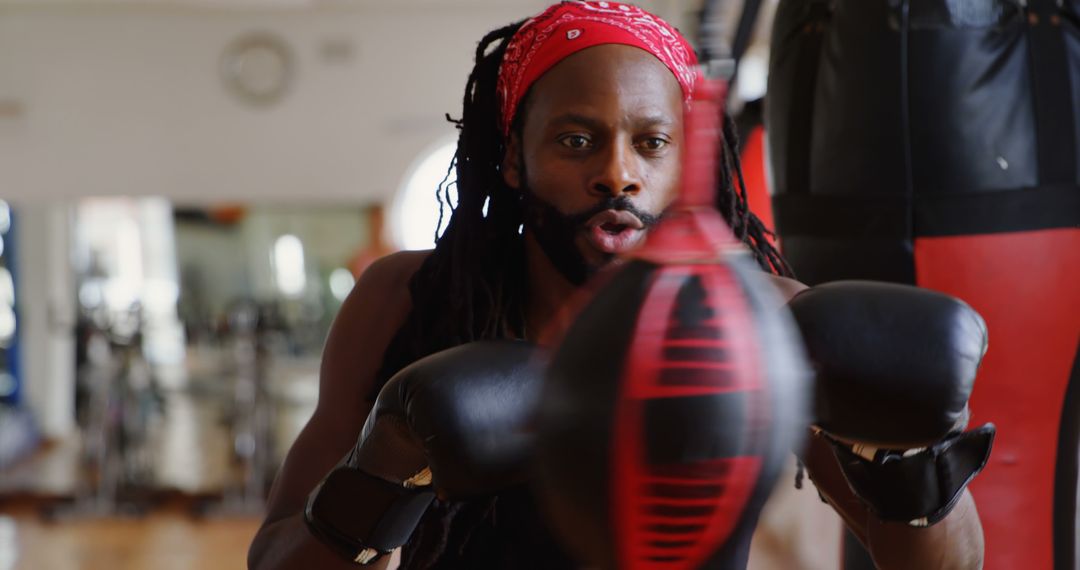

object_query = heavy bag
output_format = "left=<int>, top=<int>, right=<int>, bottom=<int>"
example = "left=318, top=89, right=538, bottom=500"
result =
left=766, top=1, right=1080, bottom=568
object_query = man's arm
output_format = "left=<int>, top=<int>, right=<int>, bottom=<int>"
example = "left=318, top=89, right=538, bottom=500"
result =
left=803, top=429, right=989, bottom=565
left=803, top=430, right=984, bottom=569
left=248, top=251, right=428, bottom=570
left=766, top=275, right=986, bottom=570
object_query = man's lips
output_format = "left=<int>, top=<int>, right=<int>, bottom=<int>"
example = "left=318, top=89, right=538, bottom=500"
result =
left=585, top=209, right=645, bottom=231
left=583, top=209, right=647, bottom=254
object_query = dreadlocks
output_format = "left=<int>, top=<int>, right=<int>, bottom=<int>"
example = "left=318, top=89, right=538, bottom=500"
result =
left=373, top=21, right=528, bottom=397
left=371, top=18, right=792, bottom=570
left=718, top=108, right=793, bottom=277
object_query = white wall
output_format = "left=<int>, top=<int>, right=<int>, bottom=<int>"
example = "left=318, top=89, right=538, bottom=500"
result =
left=0, top=2, right=552, bottom=205
left=15, top=202, right=76, bottom=437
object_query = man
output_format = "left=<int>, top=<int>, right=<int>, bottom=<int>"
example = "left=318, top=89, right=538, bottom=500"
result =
left=248, top=2, right=986, bottom=568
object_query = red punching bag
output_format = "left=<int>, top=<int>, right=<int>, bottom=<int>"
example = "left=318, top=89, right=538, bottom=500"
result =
left=533, top=77, right=811, bottom=570
left=766, top=2, right=1080, bottom=568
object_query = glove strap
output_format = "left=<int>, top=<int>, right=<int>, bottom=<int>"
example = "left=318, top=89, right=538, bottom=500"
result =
left=305, top=466, right=436, bottom=564
left=827, top=423, right=995, bottom=526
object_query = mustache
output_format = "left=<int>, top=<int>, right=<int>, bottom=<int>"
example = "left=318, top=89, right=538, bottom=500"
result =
left=558, top=195, right=663, bottom=229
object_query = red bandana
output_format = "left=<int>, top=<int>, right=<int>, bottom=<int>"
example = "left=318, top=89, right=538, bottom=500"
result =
left=496, top=0, right=699, bottom=137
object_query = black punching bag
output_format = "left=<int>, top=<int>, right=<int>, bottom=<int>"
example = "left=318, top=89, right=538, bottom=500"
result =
left=532, top=76, right=811, bottom=569
left=766, top=1, right=1080, bottom=568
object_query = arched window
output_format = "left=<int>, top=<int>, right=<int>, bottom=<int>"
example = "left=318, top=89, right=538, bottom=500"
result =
left=391, top=139, right=457, bottom=251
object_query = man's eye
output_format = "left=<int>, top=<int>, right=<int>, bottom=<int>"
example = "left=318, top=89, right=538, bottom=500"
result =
left=639, top=137, right=669, bottom=151
left=559, top=135, right=591, bottom=150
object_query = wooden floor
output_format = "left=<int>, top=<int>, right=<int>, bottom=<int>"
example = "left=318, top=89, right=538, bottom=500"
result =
left=0, top=349, right=320, bottom=570
left=1, top=502, right=259, bottom=570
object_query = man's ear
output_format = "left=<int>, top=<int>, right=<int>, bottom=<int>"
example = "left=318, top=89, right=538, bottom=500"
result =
left=502, top=133, right=522, bottom=190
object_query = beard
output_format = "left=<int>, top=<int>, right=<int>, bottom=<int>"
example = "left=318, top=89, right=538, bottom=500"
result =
left=519, top=180, right=662, bottom=286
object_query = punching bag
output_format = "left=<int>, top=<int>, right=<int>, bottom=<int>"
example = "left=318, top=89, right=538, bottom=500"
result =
left=734, top=101, right=777, bottom=242
left=532, top=74, right=811, bottom=569
left=766, top=1, right=1080, bottom=568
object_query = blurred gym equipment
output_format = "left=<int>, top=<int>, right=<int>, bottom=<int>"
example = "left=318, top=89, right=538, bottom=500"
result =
left=194, top=299, right=277, bottom=518
left=44, top=305, right=163, bottom=521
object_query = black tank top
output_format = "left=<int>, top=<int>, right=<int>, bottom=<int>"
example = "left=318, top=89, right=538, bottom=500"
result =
left=401, top=485, right=757, bottom=570
left=400, top=486, right=574, bottom=569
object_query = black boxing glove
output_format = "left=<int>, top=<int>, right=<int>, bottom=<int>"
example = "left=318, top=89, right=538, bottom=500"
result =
left=788, top=281, right=995, bottom=526
left=305, top=340, right=544, bottom=564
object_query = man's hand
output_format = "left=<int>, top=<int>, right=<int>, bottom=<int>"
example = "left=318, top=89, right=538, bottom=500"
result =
left=305, top=340, right=544, bottom=565
left=789, top=281, right=994, bottom=568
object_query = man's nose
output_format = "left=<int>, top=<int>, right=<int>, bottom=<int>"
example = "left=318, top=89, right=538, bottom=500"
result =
left=589, top=140, right=642, bottom=198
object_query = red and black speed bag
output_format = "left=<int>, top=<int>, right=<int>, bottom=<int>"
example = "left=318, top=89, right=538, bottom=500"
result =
left=533, top=78, right=811, bottom=570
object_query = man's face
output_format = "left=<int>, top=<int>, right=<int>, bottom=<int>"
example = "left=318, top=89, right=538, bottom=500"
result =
left=503, top=44, right=685, bottom=285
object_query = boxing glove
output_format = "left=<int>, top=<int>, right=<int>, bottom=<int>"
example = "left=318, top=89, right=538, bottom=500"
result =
left=305, top=340, right=545, bottom=564
left=788, top=281, right=995, bottom=526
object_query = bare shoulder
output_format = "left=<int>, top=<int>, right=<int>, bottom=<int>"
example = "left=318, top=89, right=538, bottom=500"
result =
left=765, top=274, right=808, bottom=303
left=329, top=249, right=431, bottom=337
left=352, top=249, right=431, bottom=298
left=319, top=249, right=432, bottom=403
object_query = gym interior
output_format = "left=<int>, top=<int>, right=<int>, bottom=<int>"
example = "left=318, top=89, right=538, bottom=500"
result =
left=0, top=1, right=1076, bottom=569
